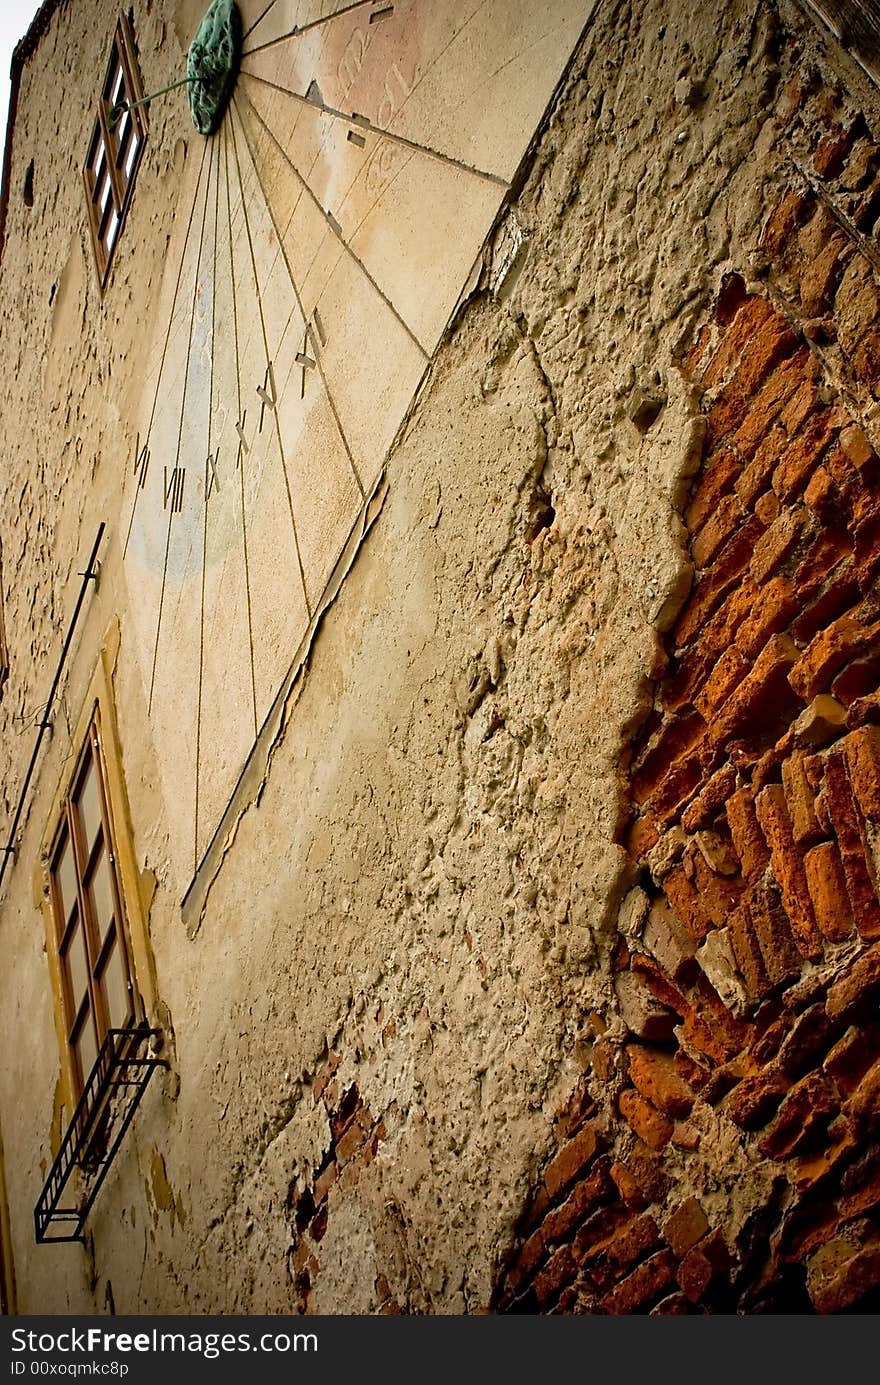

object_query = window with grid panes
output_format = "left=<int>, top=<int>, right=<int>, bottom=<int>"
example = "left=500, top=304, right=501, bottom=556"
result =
left=83, top=15, right=147, bottom=291
left=48, top=716, right=137, bottom=1097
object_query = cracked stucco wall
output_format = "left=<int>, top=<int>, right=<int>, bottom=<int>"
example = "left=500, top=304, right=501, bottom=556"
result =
left=0, top=0, right=871, bottom=1313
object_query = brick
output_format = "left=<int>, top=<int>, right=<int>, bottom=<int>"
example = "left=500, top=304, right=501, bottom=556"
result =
left=824, top=1022, right=880, bottom=1095
left=848, top=688, right=880, bottom=728
left=838, top=422, right=880, bottom=484
left=540, top=1156, right=616, bottom=1247
left=800, top=232, right=851, bottom=316
left=782, top=750, right=823, bottom=846
left=692, top=493, right=745, bottom=569
left=676, top=1232, right=729, bottom=1304
left=543, top=1124, right=601, bottom=1202
left=724, top=1068, right=789, bottom=1131
left=754, top=489, right=781, bottom=525
left=614, top=971, right=677, bottom=1042
left=681, top=763, right=737, bottom=832
left=839, top=1165, right=880, bottom=1221
left=734, top=575, right=799, bottom=659
left=708, top=634, right=800, bottom=749
left=618, top=1089, right=673, bottom=1150
left=813, top=126, right=856, bottom=178
left=726, top=787, right=770, bottom=880
left=780, top=379, right=820, bottom=436
left=803, top=464, right=841, bottom=521
left=626, top=812, right=660, bottom=859
left=705, top=383, right=748, bottom=446
left=642, top=897, right=698, bottom=987
left=632, top=710, right=705, bottom=804
left=732, top=350, right=816, bottom=460
left=663, top=864, right=713, bottom=941
left=750, top=506, right=806, bottom=585
left=789, top=1119, right=858, bottom=1195
left=853, top=330, right=880, bottom=393
left=313, top=1159, right=337, bottom=1206
left=789, top=561, right=862, bottom=646
left=701, top=297, right=774, bottom=389
left=776, top=1000, right=836, bottom=1077
left=772, top=410, right=839, bottom=502
left=755, top=784, right=823, bottom=958
left=832, top=652, right=880, bottom=705
left=610, top=1162, right=648, bottom=1210
left=758, top=1070, right=839, bottom=1158
left=844, top=724, right=880, bottom=818
left=685, top=448, right=741, bottom=534
left=692, top=973, right=749, bottom=1058
left=826, top=942, right=880, bottom=1023
left=762, top=188, right=811, bottom=256
left=312, top=1053, right=341, bottom=1104
left=693, top=829, right=739, bottom=877
left=749, top=880, right=803, bottom=986
left=694, top=646, right=749, bottom=719
left=533, top=1244, right=576, bottom=1306
left=649, top=756, right=707, bottom=827
left=601, top=1250, right=677, bottom=1315
left=336, top=1107, right=373, bottom=1164
left=580, top=1212, right=661, bottom=1293
left=627, top=1045, right=694, bottom=1119
left=736, top=426, right=789, bottom=507
left=674, top=518, right=765, bottom=650
left=792, top=693, right=848, bottom=747
left=733, top=312, right=797, bottom=394
left=664, top=1199, right=710, bottom=1257
left=728, top=900, right=771, bottom=1000
left=804, top=841, right=855, bottom=941
left=841, top=136, right=879, bottom=190
left=790, top=612, right=880, bottom=702
left=794, top=526, right=853, bottom=601
left=807, top=1238, right=880, bottom=1314
left=824, top=753, right=880, bottom=939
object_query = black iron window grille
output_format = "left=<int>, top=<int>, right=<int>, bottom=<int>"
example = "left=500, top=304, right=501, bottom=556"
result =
left=34, top=1024, right=163, bottom=1244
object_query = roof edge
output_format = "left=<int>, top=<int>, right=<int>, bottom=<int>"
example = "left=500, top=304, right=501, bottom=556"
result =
left=0, top=0, right=66, bottom=269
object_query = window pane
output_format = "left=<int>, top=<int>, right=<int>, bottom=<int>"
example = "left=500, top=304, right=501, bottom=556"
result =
left=99, top=938, right=131, bottom=1030
left=62, top=921, right=89, bottom=1016
left=106, top=212, right=121, bottom=253
left=75, top=1015, right=98, bottom=1087
left=54, top=833, right=78, bottom=927
left=125, top=137, right=139, bottom=178
left=75, top=757, right=104, bottom=861
left=87, top=842, right=116, bottom=942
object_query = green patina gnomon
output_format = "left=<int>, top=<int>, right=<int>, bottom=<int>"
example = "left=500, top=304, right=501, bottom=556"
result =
left=187, top=0, right=243, bottom=136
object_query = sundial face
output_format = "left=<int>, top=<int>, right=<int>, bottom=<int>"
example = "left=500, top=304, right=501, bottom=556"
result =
left=123, top=0, right=591, bottom=880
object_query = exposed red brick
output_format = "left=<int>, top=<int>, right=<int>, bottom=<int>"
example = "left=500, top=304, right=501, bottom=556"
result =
left=762, top=188, right=811, bottom=256
left=853, top=330, right=880, bottom=393
left=793, top=527, right=853, bottom=602
left=839, top=1166, right=880, bottom=1221
left=755, top=784, right=823, bottom=958
left=694, top=646, right=749, bottom=720
left=803, top=463, right=841, bottom=521
left=772, top=410, right=839, bottom=502
left=780, top=379, right=820, bottom=436
left=541, top=1159, right=616, bottom=1247
left=685, top=449, right=741, bottom=534
left=823, top=754, right=880, bottom=939
left=692, top=494, right=746, bottom=570
left=824, top=1022, right=880, bottom=1095
left=632, top=710, right=706, bottom=804
left=758, top=1070, right=839, bottom=1158
left=618, top=1089, right=673, bottom=1151
left=748, top=881, right=804, bottom=986
left=808, top=1238, right=880, bottom=1313
left=681, top=763, right=738, bottom=832
left=312, top=1054, right=341, bottom=1104
left=833, top=253, right=880, bottom=353
left=813, top=126, right=857, bottom=178
left=627, top=1045, right=694, bottom=1119
left=701, top=297, right=775, bottom=389
left=754, top=489, right=781, bottom=525
left=790, top=611, right=880, bottom=702
left=736, top=427, right=789, bottom=508
left=804, top=840, right=856, bottom=942
left=674, top=518, right=765, bottom=650
left=832, top=652, right=880, bottom=705
left=728, top=900, right=771, bottom=1001
left=726, top=787, right=770, bottom=880
left=692, top=974, right=749, bottom=1058
left=800, top=232, right=851, bottom=316
left=610, top=1162, right=648, bottom=1211
left=733, top=313, right=797, bottom=395
left=615, top=971, right=678, bottom=1042
left=533, top=1244, right=576, bottom=1306
left=789, top=561, right=862, bottom=646
left=708, top=634, right=800, bottom=749
left=663, top=864, right=713, bottom=941
left=782, top=750, right=823, bottom=846
left=642, top=898, right=699, bottom=987
left=732, top=350, right=816, bottom=460
left=580, top=1213, right=662, bottom=1294
left=793, top=693, right=848, bottom=747
left=676, top=1232, right=729, bottom=1304
left=838, top=422, right=880, bottom=484
left=543, top=1124, right=601, bottom=1202
left=648, top=757, right=707, bottom=828
left=601, top=1250, right=678, bottom=1315
left=734, top=575, right=799, bottom=659
left=843, top=724, right=880, bottom=818
left=826, top=943, right=880, bottom=1025
left=664, top=1199, right=710, bottom=1257
left=775, top=1001, right=835, bottom=1078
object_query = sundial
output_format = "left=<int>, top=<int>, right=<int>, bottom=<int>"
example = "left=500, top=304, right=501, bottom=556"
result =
left=121, top=0, right=591, bottom=880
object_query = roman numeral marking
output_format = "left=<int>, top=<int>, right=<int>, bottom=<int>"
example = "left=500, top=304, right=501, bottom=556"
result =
left=236, top=410, right=250, bottom=467
left=163, top=465, right=186, bottom=514
left=347, top=129, right=367, bottom=148
left=297, top=310, right=328, bottom=397
left=206, top=449, right=220, bottom=501
left=133, top=438, right=150, bottom=489
left=257, top=361, right=277, bottom=432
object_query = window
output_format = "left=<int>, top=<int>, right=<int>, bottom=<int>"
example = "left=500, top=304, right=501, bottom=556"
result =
left=83, top=15, right=147, bottom=292
left=47, top=716, right=137, bottom=1097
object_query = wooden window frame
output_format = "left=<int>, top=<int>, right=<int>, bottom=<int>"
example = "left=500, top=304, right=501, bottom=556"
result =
left=83, top=15, right=147, bottom=294
left=47, top=715, right=139, bottom=1098
left=38, top=622, right=159, bottom=1127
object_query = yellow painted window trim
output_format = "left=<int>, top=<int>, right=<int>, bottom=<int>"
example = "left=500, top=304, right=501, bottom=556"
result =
left=0, top=1120, right=15, bottom=1315
left=36, top=619, right=159, bottom=1130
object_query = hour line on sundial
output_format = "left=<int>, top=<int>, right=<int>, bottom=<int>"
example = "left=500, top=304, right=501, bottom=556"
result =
left=134, top=438, right=150, bottom=490
left=257, top=361, right=277, bottom=432
left=235, top=410, right=250, bottom=464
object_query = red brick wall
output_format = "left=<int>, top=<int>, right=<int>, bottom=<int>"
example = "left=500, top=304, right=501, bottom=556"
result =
left=493, top=74, right=880, bottom=1316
